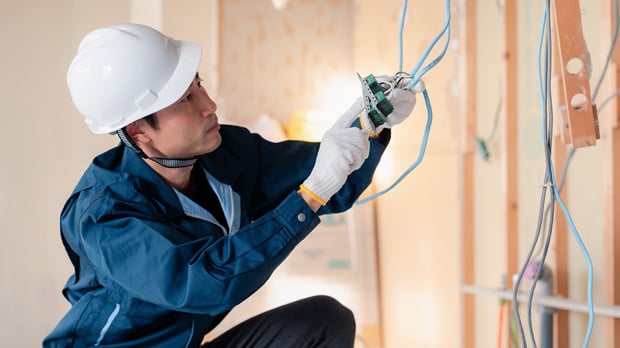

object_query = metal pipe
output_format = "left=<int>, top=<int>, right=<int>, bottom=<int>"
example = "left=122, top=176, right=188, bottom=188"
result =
left=529, top=263, right=554, bottom=348
left=461, top=285, right=620, bottom=318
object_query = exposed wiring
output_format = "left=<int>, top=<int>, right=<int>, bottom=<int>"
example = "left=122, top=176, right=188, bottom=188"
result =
left=529, top=10, right=556, bottom=347
left=548, top=0, right=620, bottom=239
left=476, top=83, right=503, bottom=160
left=533, top=0, right=619, bottom=280
left=527, top=0, right=619, bottom=344
left=477, top=0, right=505, bottom=161
left=531, top=148, right=574, bottom=262
left=511, top=8, right=552, bottom=346
left=598, top=88, right=620, bottom=112
left=406, top=0, right=451, bottom=88
left=510, top=311, right=521, bottom=347
left=513, top=1, right=600, bottom=347
left=592, top=0, right=620, bottom=102
left=398, top=0, right=408, bottom=74
left=356, top=0, right=450, bottom=205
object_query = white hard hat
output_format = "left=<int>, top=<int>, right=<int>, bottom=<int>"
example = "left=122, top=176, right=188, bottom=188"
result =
left=67, top=23, right=202, bottom=134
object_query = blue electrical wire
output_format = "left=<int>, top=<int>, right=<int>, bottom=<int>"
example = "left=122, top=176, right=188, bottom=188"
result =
left=528, top=0, right=618, bottom=343
left=407, top=0, right=451, bottom=88
left=356, top=90, right=433, bottom=205
left=398, top=0, right=408, bottom=73
left=512, top=9, right=554, bottom=346
left=356, top=0, right=450, bottom=205
left=592, top=0, right=620, bottom=102
left=533, top=4, right=594, bottom=347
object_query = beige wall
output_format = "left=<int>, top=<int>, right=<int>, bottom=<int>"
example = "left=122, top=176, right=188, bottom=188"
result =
left=0, top=1, right=219, bottom=346
left=0, top=2, right=128, bottom=347
left=474, top=1, right=606, bottom=347
left=218, top=0, right=354, bottom=125
left=352, top=1, right=460, bottom=347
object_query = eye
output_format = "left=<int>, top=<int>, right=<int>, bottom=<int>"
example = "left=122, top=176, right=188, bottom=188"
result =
left=180, top=94, right=191, bottom=103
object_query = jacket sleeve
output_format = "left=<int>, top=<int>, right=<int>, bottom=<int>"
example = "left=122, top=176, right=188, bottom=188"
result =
left=68, top=186, right=320, bottom=315
left=319, top=133, right=388, bottom=214
left=205, top=125, right=388, bottom=218
left=249, top=133, right=389, bottom=215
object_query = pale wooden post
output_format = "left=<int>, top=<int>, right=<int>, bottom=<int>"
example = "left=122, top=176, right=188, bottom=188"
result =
left=458, top=0, right=476, bottom=346
left=551, top=0, right=599, bottom=148
left=503, top=0, right=519, bottom=300
left=550, top=0, right=600, bottom=345
left=600, top=1, right=620, bottom=345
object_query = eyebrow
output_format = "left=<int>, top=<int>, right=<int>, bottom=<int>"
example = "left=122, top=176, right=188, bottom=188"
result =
left=182, top=74, right=200, bottom=93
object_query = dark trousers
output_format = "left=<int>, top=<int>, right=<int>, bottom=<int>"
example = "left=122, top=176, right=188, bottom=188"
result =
left=202, top=295, right=356, bottom=348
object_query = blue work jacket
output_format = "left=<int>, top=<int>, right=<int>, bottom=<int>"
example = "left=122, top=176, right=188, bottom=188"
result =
left=44, top=125, right=388, bottom=347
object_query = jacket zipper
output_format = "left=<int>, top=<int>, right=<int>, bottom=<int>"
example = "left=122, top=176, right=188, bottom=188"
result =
left=94, top=303, right=120, bottom=346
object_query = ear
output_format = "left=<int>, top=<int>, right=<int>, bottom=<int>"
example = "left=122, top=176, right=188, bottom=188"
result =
left=125, top=120, right=151, bottom=145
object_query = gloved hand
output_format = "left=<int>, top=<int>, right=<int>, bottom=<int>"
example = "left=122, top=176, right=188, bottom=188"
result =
left=359, top=74, right=425, bottom=136
left=300, top=102, right=370, bottom=206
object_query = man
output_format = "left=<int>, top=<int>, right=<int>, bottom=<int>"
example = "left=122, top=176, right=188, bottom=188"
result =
left=44, top=23, right=418, bottom=347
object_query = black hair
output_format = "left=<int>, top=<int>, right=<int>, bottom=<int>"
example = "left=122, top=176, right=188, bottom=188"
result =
left=143, top=113, right=158, bottom=129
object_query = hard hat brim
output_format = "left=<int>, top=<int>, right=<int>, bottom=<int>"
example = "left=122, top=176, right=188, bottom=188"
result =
left=144, top=39, right=203, bottom=118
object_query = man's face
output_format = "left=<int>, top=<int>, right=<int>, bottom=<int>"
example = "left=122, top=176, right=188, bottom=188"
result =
left=142, top=74, right=222, bottom=159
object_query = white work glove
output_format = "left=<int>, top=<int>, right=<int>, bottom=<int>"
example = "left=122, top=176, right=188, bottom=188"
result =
left=359, top=74, right=425, bottom=136
left=300, top=101, right=370, bottom=205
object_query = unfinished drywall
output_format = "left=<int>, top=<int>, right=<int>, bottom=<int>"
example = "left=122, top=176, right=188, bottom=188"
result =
left=0, top=1, right=129, bottom=347
left=352, top=1, right=461, bottom=347
left=472, top=0, right=607, bottom=347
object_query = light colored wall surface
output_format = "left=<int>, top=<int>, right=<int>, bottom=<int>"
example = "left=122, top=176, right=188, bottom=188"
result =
left=162, top=0, right=219, bottom=96
left=218, top=0, right=354, bottom=125
left=0, top=1, right=130, bottom=347
left=473, top=1, right=606, bottom=347
left=472, top=2, right=507, bottom=346
left=351, top=1, right=460, bottom=347
left=216, top=2, right=383, bottom=346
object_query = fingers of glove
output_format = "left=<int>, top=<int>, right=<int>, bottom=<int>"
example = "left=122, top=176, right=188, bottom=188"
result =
left=323, top=128, right=369, bottom=169
left=410, top=79, right=426, bottom=93
left=324, top=127, right=368, bottom=153
left=386, top=88, right=416, bottom=126
left=303, top=128, right=368, bottom=204
left=349, top=133, right=370, bottom=170
left=389, top=88, right=416, bottom=106
left=337, top=128, right=370, bottom=170
left=332, top=97, right=365, bottom=130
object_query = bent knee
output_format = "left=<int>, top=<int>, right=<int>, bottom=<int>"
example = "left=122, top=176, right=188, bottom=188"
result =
left=305, top=295, right=355, bottom=325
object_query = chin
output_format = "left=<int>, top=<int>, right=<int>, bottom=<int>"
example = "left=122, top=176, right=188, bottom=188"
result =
left=204, top=133, right=222, bottom=154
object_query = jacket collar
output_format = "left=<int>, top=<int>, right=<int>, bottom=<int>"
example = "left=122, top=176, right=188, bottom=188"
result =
left=119, top=145, right=187, bottom=218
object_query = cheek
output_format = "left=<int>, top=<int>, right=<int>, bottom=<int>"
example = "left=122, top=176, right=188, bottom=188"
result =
left=159, top=114, right=195, bottom=135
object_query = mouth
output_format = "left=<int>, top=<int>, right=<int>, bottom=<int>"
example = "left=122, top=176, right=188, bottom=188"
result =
left=206, top=113, right=220, bottom=133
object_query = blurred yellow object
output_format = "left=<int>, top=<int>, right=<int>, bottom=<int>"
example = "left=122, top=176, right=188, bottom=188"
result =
left=285, top=109, right=333, bottom=141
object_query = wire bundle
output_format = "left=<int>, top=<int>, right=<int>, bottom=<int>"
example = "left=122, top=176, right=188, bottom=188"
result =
left=356, top=0, right=451, bottom=204
left=508, top=0, right=620, bottom=346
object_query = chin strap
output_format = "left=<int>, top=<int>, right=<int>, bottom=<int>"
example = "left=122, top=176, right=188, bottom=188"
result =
left=116, top=129, right=197, bottom=168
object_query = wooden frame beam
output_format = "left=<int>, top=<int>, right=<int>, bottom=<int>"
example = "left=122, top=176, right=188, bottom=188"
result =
left=551, top=140, right=570, bottom=348
left=551, top=0, right=599, bottom=148
left=551, top=24, right=570, bottom=348
left=503, top=0, right=519, bottom=295
left=458, top=0, right=476, bottom=345
left=599, top=1, right=620, bottom=346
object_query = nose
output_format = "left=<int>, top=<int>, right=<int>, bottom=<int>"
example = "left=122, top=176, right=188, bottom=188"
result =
left=198, top=89, right=217, bottom=116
